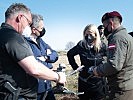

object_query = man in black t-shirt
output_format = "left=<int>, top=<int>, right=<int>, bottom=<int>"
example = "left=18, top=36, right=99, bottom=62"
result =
left=0, top=3, right=66, bottom=100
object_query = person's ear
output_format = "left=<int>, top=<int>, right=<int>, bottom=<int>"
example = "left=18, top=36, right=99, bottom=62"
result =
left=110, top=19, right=114, bottom=29
left=16, top=15, right=22, bottom=23
left=110, top=19, right=113, bottom=25
left=16, top=17, right=19, bottom=22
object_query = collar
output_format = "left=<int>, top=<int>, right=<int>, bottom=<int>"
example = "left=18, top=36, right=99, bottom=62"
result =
left=30, top=34, right=37, bottom=40
left=29, top=35, right=38, bottom=44
left=113, top=25, right=125, bottom=34
left=1, top=23, right=16, bottom=32
left=107, top=25, right=126, bottom=40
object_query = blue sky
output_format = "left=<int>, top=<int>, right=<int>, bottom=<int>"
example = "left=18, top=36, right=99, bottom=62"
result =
left=0, top=0, right=133, bottom=50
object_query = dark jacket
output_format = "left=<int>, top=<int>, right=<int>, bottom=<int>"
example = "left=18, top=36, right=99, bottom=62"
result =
left=67, top=40, right=106, bottom=71
left=25, top=37, right=58, bottom=93
left=97, top=26, right=133, bottom=90
left=0, top=23, right=38, bottom=99
left=67, top=40, right=107, bottom=99
left=67, top=40, right=107, bottom=81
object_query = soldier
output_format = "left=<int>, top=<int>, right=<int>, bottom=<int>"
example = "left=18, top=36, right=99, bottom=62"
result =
left=90, top=11, right=133, bottom=100
left=98, top=25, right=104, bottom=38
left=98, top=25, right=108, bottom=47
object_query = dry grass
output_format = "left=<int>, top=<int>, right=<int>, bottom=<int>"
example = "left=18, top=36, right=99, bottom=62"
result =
left=52, top=51, right=80, bottom=100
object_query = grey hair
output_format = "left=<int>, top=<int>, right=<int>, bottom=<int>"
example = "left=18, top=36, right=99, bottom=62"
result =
left=30, top=14, right=43, bottom=28
left=5, top=3, right=31, bottom=21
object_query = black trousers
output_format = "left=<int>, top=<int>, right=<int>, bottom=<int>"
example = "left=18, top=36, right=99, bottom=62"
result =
left=78, top=77, right=106, bottom=100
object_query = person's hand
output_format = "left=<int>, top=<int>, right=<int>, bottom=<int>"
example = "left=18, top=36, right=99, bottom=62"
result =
left=88, top=66, right=95, bottom=75
left=93, top=67, right=99, bottom=76
left=46, top=49, right=52, bottom=55
left=37, top=56, right=47, bottom=62
left=56, top=72, right=66, bottom=85
left=88, top=66, right=100, bottom=77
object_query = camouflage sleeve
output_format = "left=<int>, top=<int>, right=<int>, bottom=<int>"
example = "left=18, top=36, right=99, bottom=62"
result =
left=96, top=35, right=127, bottom=76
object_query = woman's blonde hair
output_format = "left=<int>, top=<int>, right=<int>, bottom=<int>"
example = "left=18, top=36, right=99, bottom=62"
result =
left=82, top=24, right=101, bottom=52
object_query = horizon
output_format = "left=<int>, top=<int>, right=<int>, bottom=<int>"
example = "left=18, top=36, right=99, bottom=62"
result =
left=0, top=0, right=133, bottom=50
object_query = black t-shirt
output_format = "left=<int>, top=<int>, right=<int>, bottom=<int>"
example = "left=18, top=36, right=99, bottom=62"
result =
left=0, top=23, right=38, bottom=98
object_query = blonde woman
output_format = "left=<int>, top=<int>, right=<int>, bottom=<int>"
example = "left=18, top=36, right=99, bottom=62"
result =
left=67, top=24, right=107, bottom=100
left=82, top=24, right=101, bottom=52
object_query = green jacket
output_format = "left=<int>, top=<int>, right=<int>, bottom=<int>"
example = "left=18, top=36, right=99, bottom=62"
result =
left=97, top=26, right=133, bottom=90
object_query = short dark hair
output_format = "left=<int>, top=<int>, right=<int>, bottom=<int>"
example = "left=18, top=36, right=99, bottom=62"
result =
left=98, top=25, right=104, bottom=30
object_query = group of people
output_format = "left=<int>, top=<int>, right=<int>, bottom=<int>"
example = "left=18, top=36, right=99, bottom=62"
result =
left=67, top=11, right=133, bottom=100
left=67, top=24, right=107, bottom=100
left=0, top=3, right=65, bottom=100
left=0, top=2, right=133, bottom=100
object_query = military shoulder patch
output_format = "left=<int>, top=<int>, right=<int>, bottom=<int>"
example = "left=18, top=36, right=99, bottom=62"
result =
left=108, top=44, right=116, bottom=49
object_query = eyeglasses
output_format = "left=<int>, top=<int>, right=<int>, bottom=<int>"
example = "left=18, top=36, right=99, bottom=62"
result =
left=23, top=15, right=32, bottom=26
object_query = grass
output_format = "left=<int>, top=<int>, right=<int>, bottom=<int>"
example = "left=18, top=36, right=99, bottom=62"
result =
left=52, top=73, right=79, bottom=100
left=52, top=51, right=80, bottom=100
